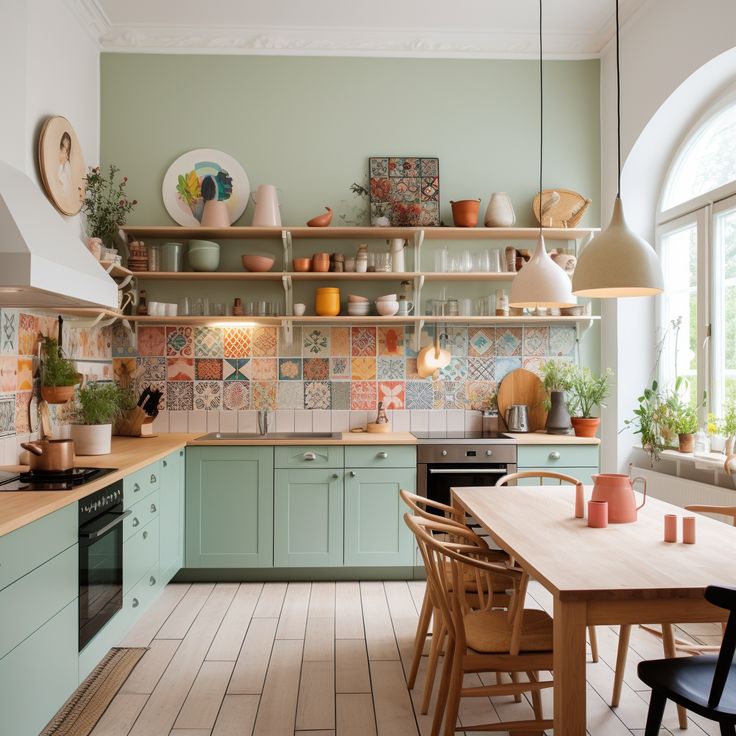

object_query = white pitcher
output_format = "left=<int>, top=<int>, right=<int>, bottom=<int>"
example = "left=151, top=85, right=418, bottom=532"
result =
left=251, top=184, right=281, bottom=227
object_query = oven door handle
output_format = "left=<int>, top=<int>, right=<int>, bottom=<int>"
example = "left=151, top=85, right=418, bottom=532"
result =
left=428, top=468, right=507, bottom=474
left=80, top=509, right=132, bottom=540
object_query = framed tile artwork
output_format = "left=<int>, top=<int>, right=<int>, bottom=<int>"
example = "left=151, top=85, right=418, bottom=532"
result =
left=369, top=157, right=440, bottom=226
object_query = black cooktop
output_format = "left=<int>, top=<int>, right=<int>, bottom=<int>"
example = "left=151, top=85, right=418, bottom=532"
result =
left=411, top=431, right=513, bottom=441
left=0, top=467, right=118, bottom=492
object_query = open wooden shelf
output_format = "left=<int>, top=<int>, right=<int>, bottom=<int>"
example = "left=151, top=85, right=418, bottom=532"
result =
left=132, top=271, right=517, bottom=282
left=122, top=225, right=598, bottom=241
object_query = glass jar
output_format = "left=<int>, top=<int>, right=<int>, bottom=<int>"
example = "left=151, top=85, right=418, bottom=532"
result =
left=147, top=244, right=161, bottom=272
left=315, top=287, right=341, bottom=317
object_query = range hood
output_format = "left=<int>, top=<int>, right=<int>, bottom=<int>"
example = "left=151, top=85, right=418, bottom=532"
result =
left=0, top=161, right=117, bottom=310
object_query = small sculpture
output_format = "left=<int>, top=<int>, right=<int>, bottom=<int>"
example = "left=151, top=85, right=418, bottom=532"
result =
left=307, top=207, right=333, bottom=227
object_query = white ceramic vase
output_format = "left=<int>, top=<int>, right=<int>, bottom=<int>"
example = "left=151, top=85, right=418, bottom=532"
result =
left=388, top=238, right=405, bottom=272
left=710, top=434, right=726, bottom=453
left=71, top=424, right=112, bottom=455
left=484, top=192, right=516, bottom=227
left=251, top=184, right=281, bottom=227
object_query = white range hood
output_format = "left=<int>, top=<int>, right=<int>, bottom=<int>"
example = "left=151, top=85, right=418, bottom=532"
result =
left=0, top=161, right=117, bottom=310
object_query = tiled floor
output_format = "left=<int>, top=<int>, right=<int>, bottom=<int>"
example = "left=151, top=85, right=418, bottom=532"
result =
left=88, top=581, right=724, bottom=736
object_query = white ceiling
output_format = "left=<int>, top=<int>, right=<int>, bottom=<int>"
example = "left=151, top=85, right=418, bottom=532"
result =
left=82, top=0, right=649, bottom=58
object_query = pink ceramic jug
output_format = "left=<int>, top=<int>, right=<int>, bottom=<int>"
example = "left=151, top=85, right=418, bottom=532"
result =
left=590, top=473, right=647, bottom=523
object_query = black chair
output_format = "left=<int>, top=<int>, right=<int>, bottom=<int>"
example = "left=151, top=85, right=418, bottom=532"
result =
left=638, top=585, right=736, bottom=735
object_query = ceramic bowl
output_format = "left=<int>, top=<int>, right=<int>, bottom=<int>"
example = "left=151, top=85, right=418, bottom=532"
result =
left=293, top=258, right=312, bottom=272
left=242, top=254, right=275, bottom=272
left=188, top=243, right=220, bottom=272
left=348, top=304, right=371, bottom=316
left=376, top=293, right=398, bottom=302
left=347, top=294, right=369, bottom=303
left=375, top=300, right=399, bottom=316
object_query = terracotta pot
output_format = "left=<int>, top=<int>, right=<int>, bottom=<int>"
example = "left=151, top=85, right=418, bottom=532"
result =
left=571, top=416, right=600, bottom=438
left=678, top=433, right=695, bottom=453
left=41, top=385, right=76, bottom=404
left=450, top=199, right=481, bottom=227
left=307, top=207, right=333, bottom=227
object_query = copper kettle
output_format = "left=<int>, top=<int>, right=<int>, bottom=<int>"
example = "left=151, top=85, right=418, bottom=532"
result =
left=20, top=439, right=75, bottom=473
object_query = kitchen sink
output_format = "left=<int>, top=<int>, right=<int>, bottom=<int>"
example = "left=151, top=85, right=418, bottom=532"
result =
left=195, top=432, right=340, bottom=441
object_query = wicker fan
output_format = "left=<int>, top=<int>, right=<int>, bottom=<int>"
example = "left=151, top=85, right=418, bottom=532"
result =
left=533, top=188, right=592, bottom=228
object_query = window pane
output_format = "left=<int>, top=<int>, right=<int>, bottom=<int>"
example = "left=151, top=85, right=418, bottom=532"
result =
left=660, top=224, right=698, bottom=403
left=715, top=208, right=736, bottom=412
left=663, top=103, right=736, bottom=210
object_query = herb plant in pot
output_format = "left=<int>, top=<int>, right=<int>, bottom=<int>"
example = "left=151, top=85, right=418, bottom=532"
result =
left=566, top=366, right=612, bottom=438
left=39, top=335, right=80, bottom=404
left=71, top=382, right=130, bottom=455
left=723, top=402, right=736, bottom=455
left=540, top=359, right=574, bottom=434
left=662, top=385, right=699, bottom=453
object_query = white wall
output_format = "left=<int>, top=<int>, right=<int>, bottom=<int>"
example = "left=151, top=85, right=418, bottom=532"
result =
left=598, top=0, right=736, bottom=471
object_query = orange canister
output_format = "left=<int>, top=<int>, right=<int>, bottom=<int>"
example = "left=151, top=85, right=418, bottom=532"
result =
left=315, top=287, right=340, bottom=317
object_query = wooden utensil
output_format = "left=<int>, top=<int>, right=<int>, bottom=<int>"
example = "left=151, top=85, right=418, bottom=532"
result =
left=39, top=400, right=52, bottom=439
left=496, top=368, right=548, bottom=432
left=532, top=188, right=592, bottom=228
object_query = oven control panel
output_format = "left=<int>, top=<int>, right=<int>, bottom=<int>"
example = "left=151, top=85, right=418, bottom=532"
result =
left=79, top=481, right=124, bottom=522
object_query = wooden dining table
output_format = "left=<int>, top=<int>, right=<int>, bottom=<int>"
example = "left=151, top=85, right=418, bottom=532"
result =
left=451, top=483, right=736, bottom=735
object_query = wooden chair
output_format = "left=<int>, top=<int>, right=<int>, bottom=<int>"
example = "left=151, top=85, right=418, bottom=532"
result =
left=494, top=470, right=600, bottom=664
left=406, top=512, right=554, bottom=736
left=612, top=505, right=736, bottom=729
left=638, top=584, right=736, bottom=736
left=399, top=490, right=510, bottom=714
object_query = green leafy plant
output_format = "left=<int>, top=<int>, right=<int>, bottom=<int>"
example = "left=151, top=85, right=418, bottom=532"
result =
left=722, top=402, right=736, bottom=437
left=566, top=367, right=613, bottom=419
left=540, top=359, right=575, bottom=409
left=81, top=165, right=137, bottom=245
left=39, top=336, right=78, bottom=387
left=660, top=377, right=701, bottom=437
left=74, top=382, right=133, bottom=426
left=622, top=380, right=668, bottom=463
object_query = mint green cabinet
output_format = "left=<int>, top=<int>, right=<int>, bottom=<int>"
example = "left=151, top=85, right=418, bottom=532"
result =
left=159, top=449, right=185, bottom=581
left=186, top=446, right=274, bottom=567
left=517, top=467, right=596, bottom=485
left=517, top=444, right=599, bottom=487
left=274, top=469, right=343, bottom=567
left=344, top=467, right=415, bottom=567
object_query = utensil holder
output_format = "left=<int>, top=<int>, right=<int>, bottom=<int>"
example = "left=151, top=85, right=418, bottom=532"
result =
left=116, top=407, right=156, bottom=438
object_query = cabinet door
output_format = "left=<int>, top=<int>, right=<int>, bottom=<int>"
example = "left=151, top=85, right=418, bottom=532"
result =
left=159, top=449, right=185, bottom=581
left=186, top=446, right=274, bottom=567
left=516, top=467, right=595, bottom=485
left=274, top=469, right=343, bottom=567
left=344, top=467, right=415, bottom=567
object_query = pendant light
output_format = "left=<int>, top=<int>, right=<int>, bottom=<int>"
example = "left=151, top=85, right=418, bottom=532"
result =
left=509, top=0, right=576, bottom=309
left=571, top=0, right=663, bottom=297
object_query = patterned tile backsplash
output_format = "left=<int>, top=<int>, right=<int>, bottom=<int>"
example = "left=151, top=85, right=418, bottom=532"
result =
left=114, top=323, right=577, bottom=413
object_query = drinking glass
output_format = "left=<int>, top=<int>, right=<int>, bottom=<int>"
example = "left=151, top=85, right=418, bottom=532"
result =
left=245, top=302, right=256, bottom=316
left=446, top=298, right=459, bottom=316
left=190, top=297, right=204, bottom=316
left=375, top=253, right=391, bottom=272
left=489, top=249, right=501, bottom=272
left=434, top=247, right=448, bottom=273
left=177, top=297, right=190, bottom=316
left=432, top=299, right=447, bottom=317
left=459, top=298, right=474, bottom=316
left=258, top=301, right=268, bottom=317
left=212, top=302, right=226, bottom=317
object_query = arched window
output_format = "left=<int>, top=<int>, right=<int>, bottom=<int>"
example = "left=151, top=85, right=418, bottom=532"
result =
left=657, top=97, right=736, bottom=415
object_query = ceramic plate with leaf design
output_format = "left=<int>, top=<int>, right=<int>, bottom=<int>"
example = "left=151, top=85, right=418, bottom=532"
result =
left=162, top=148, right=250, bottom=226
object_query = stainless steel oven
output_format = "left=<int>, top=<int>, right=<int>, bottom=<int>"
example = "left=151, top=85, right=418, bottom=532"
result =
left=78, top=481, right=128, bottom=651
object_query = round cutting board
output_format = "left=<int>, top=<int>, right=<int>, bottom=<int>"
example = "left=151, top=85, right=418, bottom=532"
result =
left=497, top=368, right=548, bottom=432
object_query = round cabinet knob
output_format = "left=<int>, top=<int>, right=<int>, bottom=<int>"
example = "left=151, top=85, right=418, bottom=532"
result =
left=377, top=452, right=388, bottom=459
left=303, top=452, right=317, bottom=461
left=441, top=450, right=448, bottom=456
left=163, top=460, right=168, bottom=468
left=179, top=450, right=184, bottom=457
left=150, top=474, right=157, bottom=483
left=549, top=451, right=561, bottom=461
left=132, top=517, right=140, bottom=527
left=485, top=450, right=493, bottom=456
left=350, top=471, right=357, bottom=477
left=149, top=576, right=156, bottom=586
left=331, top=473, right=339, bottom=479
left=150, top=504, right=157, bottom=513
left=132, top=598, right=139, bottom=608
left=142, top=531, right=148, bottom=540
left=133, top=483, right=140, bottom=493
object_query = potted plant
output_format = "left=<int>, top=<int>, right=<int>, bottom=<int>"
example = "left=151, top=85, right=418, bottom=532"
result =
left=659, top=377, right=702, bottom=453
left=707, top=413, right=726, bottom=453
left=71, top=382, right=132, bottom=455
left=80, top=165, right=137, bottom=256
left=723, top=401, right=736, bottom=455
left=39, top=335, right=80, bottom=404
left=623, top=380, right=667, bottom=465
left=566, top=366, right=612, bottom=438
left=540, top=359, right=575, bottom=434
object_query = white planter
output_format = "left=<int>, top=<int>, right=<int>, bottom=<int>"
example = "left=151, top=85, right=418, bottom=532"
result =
left=709, top=434, right=726, bottom=453
left=71, top=424, right=112, bottom=455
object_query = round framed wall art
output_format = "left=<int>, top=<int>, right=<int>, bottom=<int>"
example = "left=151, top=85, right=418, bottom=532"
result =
left=37, top=116, right=86, bottom=216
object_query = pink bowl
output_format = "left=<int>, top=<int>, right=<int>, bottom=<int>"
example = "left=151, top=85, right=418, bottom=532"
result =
left=348, top=294, right=369, bottom=303
left=242, top=254, right=275, bottom=272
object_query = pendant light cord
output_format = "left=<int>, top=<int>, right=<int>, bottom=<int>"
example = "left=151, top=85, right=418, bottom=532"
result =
left=616, top=0, right=621, bottom=198
left=539, top=0, right=543, bottom=235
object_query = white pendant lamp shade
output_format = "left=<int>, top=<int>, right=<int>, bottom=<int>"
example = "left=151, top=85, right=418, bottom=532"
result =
left=508, top=235, right=577, bottom=308
left=572, top=197, right=663, bottom=297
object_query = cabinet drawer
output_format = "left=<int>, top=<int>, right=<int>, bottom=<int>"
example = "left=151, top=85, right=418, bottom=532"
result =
left=517, top=467, right=596, bottom=485
left=0, top=545, right=77, bottom=660
left=125, top=563, right=160, bottom=618
left=0, top=600, right=78, bottom=736
left=124, top=520, right=159, bottom=592
left=124, top=489, right=160, bottom=542
left=345, top=445, right=416, bottom=469
left=517, top=444, right=599, bottom=469
left=124, top=461, right=162, bottom=504
left=0, top=504, right=76, bottom=592
left=275, top=445, right=344, bottom=468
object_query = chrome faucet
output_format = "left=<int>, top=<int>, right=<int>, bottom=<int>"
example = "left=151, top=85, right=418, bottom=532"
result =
left=257, top=409, right=269, bottom=436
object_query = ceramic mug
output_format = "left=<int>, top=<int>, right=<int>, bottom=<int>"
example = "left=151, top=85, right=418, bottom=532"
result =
left=587, top=500, right=608, bottom=528
left=397, top=300, right=414, bottom=316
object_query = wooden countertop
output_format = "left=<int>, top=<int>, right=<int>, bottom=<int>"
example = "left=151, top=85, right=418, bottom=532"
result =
left=506, top=431, right=600, bottom=445
left=187, top=431, right=418, bottom=446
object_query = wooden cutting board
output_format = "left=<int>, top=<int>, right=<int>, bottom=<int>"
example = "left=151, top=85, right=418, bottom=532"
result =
left=497, top=368, right=548, bottom=432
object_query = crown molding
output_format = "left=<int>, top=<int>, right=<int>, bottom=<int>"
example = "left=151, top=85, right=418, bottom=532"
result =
left=64, top=0, right=111, bottom=46
left=100, top=25, right=603, bottom=59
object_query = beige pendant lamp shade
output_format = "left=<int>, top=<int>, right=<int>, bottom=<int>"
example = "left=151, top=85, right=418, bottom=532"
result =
left=572, top=196, right=663, bottom=297
left=509, top=235, right=577, bottom=308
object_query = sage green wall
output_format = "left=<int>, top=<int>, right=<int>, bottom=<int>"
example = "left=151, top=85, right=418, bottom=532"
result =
left=100, top=54, right=600, bottom=228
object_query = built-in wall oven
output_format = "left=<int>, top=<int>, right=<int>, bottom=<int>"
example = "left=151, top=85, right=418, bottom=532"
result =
left=78, top=480, right=128, bottom=651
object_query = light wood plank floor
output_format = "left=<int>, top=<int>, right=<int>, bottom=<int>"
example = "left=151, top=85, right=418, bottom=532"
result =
left=86, top=581, right=725, bottom=736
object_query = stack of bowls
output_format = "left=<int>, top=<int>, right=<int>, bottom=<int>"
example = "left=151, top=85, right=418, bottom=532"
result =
left=188, top=240, right=220, bottom=272
left=347, top=294, right=370, bottom=317
left=375, top=293, right=399, bottom=316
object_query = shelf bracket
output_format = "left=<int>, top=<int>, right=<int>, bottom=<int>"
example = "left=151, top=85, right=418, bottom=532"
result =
left=412, top=274, right=424, bottom=352
left=414, top=318, right=425, bottom=353
left=413, top=229, right=425, bottom=271
left=115, top=273, right=133, bottom=289
left=63, top=311, right=120, bottom=329
left=281, top=274, right=293, bottom=345
left=281, top=229, right=292, bottom=271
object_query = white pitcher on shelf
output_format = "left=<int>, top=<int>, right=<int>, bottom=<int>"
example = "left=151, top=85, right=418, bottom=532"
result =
left=251, top=184, right=281, bottom=227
